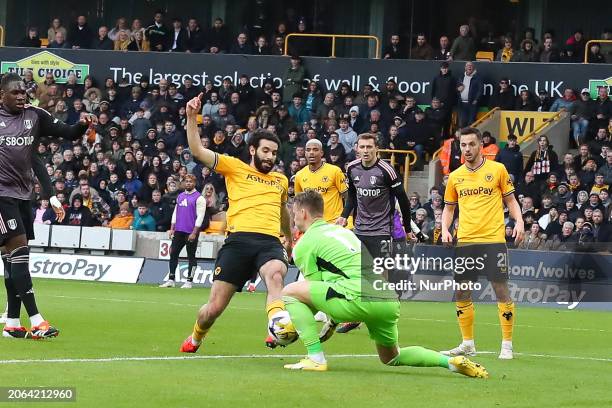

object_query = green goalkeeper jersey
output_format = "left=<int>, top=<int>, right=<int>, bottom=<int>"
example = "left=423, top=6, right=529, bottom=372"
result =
left=293, top=220, right=390, bottom=300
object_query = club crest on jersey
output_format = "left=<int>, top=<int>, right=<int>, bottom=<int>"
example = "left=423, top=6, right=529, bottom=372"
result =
left=7, top=219, right=17, bottom=230
left=321, top=176, right=329, bottom=182
left=485, top=173, right=493, bottom=182
left=370, top=176, right=377, bottom=185
left=214, top=266, right=222, bottom=276
left=24, top=119, right=33, bottom=129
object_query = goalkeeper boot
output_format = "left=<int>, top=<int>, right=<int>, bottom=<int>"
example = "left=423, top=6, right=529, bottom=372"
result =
left=284, top=357, right=328, bottom=371
left=449, top=356, right=489, bottom=379
left=336, top=322, right=361, bottom=333
left=180, top=336, right=200, bottom=353
left=441, top=342, right=476, bottom=357
left=2, top=326, right=31, bottom=339
left=31, top=321, right=59, bottom=339
left=265, top=335, right=280, bottom=349
left=319, top=319, right=338, bottom=343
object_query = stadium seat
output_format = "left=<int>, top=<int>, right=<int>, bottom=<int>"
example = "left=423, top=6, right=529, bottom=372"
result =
left=40, top=38, right=49, bottom=48
left=50, top=225, right=81, bottom=249
left=111, top=229, right=137, bottom=251
left=29, top=223, right=51, bottom=247
left=476, top=51, right=494, bottom=61
left=80, top=227, right=111, bottom=251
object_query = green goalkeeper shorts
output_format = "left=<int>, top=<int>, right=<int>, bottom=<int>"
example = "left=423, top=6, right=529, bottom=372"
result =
left=309, top=280, right=400, bottom=347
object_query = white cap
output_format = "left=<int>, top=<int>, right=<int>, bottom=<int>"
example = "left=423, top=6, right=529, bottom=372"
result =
left=581, top=88, right=590, bottom=95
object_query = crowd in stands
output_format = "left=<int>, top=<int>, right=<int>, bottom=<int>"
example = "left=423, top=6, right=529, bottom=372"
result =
left=15, top=12, right=612, bottom=63
left=14, top=31, right=611, bottom=250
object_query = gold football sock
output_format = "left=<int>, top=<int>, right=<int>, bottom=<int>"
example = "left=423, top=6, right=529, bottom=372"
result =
left=266, top=299, right=285, bottom=319
left=456, top=301, right=475, bottom=341
left=498, top=302, right=515, bottom=341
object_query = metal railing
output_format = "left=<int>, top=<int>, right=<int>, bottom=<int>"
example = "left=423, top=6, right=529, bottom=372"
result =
left=471, top=107, right=500, bottom=127
left=284, top=33, right=381, bottom=58
left=378, top=149, right=418, bottom=192
left=584, top=39, right=612, bottom=63
left=0, top=25, right=4, bottom=47
left=520, top=110, right=565, bottom=144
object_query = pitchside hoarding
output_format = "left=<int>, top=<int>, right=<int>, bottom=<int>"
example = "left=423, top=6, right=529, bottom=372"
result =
left=0, top=48, right=610, bottom=104
left=0, top=253, right=143, bottom=283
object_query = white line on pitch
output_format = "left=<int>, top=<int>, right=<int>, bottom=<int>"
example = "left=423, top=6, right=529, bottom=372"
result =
left=0, top=351, right=610, bottom=365
left=48, top=295, right=612, bottom=333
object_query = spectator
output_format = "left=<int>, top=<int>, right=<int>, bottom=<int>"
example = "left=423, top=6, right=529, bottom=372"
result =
left=206, top=17, right=229, bottom=53
left=146, top=10, right=170, bottom=51
left=525, top=135, right=559, bottom=182
left=270, top=35, right=285, bottom=55
left=496, top=37, right=514, bottom=62
left=587, top=43, right=606, bottom=64
left=47, top=18, right=67, bottom=43
left=108, top=202, right=134, bottom=229
left=450, top=24, right=476, bottom=61
left=570, top=89, right=595, bottom=145
left=283, top=55, right=306, bottom=103
left=600, top=150, right=612, bottom=186
left=539, top=37, right=560, bottom=62
left=515, top=90, right=539, bottom=111
left=496, top=134, right=522, bottom=180
left=288, top=93, right=310, bottom=125
left=518, top=223, right=546, bottom=250
left=383, top=34, right=404, bottom=59
left=19, top=27, right=41, bottom=48
left=132, top=203, right=156, bottom=231
left=130, top=30, right=150, bottom=51
left=254, top=35, right=269, bottom=55
left=64, top=194, right=93, bottom=226
left=550, top=88, right=576, bottom=112
left=490, top=78, right=515, bottom=110
left=481, top=131, right=500, bottom=160
left=92, top=26, right=113, bottom=50
left=512, top=39, right=538, bottom=62
left=433, top=35, right=451, bottom=61
left=169, top=17, right=188, bottom=52
left=413, top=33, right=433, bottom=60
left=185, top=18, right=205, bottom=53
left=148, top=189, right=172, bottom=231
left=108, top=17, right=130, bottom=41
left=457, top=61, right=483, bottom=128
left=113, top=29, right=133, bottom=51
left=537, top=90, right=554, bottom=112
left=68, top=15, right=94, bottom=49
left=565, top=29, right=587, bottom=59
left=547, top=221, right=579, bottom=250
left=32, top=199, right=56, bottom=225
left=593, top=86, right=611, bottom=130
left=48, top=31, right=70, bottom=49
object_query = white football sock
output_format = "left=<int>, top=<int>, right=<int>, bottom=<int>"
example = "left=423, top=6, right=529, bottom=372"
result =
left=308, top=352, right=327, bottom=364
left=462, top=339, right=475, bottom=348
left=501, top=340, right=513, bottom=349
left=6, top=318, right=21, bottom=328
left=30, top=314, right=44, bottom=327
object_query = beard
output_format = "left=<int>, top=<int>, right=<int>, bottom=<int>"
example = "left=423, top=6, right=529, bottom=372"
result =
left=253, top=153, right=274, bottom=174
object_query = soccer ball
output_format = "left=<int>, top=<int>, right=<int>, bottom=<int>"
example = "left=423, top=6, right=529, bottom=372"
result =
left=268, top=310, right=298, bottom=346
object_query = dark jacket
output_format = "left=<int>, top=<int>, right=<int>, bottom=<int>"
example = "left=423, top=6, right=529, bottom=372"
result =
left=170, top=28, right=189, bottom=52
left=146, top=23, right=171, bottom=51
left=92, top=35, right=114, bottom=50
left=148, top=200, right=172, bottom=232
left=490, top=89, right=516, bottom=110
left=431, top=71, right=457, bottom=107
left=68, top=23, right=94, bottom=49
left=496, top=144, right=523, bottom=179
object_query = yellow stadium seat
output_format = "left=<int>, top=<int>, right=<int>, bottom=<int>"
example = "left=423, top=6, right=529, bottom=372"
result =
left=40, top=38, right=49, bottom=48
left=476, top=51, right=494, bottom=61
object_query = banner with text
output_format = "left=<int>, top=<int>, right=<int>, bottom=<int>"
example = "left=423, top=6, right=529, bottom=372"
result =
left=1, top=48, right=611, bottom=104
left=137, top=258, right=300, bottom=290
left=0, top=253, right=143, bottom=283
left=498, top=111, right=558, bottom=143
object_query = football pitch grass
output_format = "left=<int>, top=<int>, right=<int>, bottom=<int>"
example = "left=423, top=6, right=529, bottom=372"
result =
left=0, top=279, right=610, bottom=408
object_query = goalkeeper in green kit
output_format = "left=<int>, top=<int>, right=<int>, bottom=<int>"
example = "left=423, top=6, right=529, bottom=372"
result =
left=281, top=190, right=488, bottom=377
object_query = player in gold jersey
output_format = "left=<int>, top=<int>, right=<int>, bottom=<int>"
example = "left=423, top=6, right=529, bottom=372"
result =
left=294, top=139, right=348, bottom=223
left=441, top=127, right=524, bottom=360
left=180, top=94, right=294, bottom=353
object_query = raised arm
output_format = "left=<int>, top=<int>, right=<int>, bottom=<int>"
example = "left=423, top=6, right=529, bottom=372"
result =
left=34, top=106, right=94, bottom=141
left=186, top=94, right=216, bottom=168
